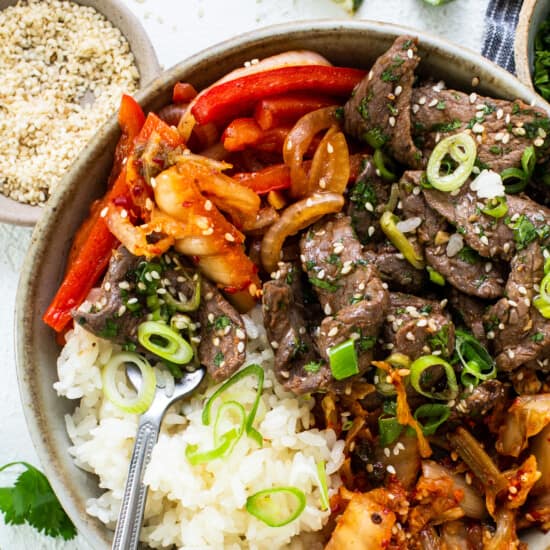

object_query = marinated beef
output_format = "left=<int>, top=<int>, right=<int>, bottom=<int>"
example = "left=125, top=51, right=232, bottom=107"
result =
left=73, top=247, right=148, bottom=345
left=451, top=380, right=505, bottom=419
left=300, top=214, right=381, bottom=314
left=448, top=289, right=488, bottom=345
left=198, top=279, right=247, bottom=382
left=485, top=242, right=550, bottom=371
left=384, top=292, right=455, bottom=360
left=346, top=158, right=390, bottom=244
left=316, top=265, right=389, bottom=374
left=411, top=86, right=550, bottom=172
left=423, top=185, right=550, bottom=261
left=365, top=244, right=425, bottom=293
left=400, top=173, right=506, bottom=299
left=344, top=35, right=424, bottom=168
left=262, top=263, right=332, bottom=394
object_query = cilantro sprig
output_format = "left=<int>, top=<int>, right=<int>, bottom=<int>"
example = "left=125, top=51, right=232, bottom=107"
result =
left=0, top=462, right=76, bottom=540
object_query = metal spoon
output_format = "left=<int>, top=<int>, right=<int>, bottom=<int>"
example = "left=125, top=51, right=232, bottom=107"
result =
left=112, top=364, right=206, bottom=550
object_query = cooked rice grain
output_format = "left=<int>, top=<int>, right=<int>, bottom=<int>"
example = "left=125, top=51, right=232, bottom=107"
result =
left=56, top=307, right=344, bottom=549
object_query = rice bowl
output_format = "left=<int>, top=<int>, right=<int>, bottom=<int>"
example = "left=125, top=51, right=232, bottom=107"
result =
left=18, top=19, right=550, bottom=546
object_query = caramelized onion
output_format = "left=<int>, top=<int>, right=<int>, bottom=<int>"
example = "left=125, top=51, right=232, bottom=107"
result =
left=283, top=106, right=340, bottom=198
left=531, top=424, right=550, bottom=496
left=261, top=192, right=344, bottom=273
left=484, top=507, right=520, bottom=550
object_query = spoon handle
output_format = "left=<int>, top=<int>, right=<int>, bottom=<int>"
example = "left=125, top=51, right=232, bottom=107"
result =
left=112, top=415, right=160, bottom=550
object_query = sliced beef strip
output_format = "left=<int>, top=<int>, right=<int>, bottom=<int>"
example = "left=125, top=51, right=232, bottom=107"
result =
left=316, top=266, right=389, bottom=374
left=344, top=35, right=424, bottom=168
left=73, top=247, right=148, bottom=345
left=300, top=213, right=381, bottom=314
left=423, top=185, right=550, bottom=261
left=448, top=288, right=488, bottom=345
left=484, top=242, right=550, bottom=371
left=400, top=172, right=506, bottom=299
left=364, top=244, right=425, bottom=293
left=346, top=157, right=390, bottom=244
left=262, top=263, right=332, bottom=394
left=450, top=380, right=505, bottom=420
left=198, top=279, right=247, bottom=382
left=384, top=292, right=455, bottom=360
left=411, top=86, right=550, bottom=172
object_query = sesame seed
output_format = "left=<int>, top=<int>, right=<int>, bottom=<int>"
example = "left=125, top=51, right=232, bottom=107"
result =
left=534, top=137, right=545, bottom=147
left=507, top=349, right=515, bottom=359
left=328, top=326, right=339, bottom=337
left=224, top=232, right=235, bottom=242
left=405, top=331, right=415, bottom=342
left=389, top=116, right=396, bottom=127
left=509, top=486, right=518, bottom=495
left=487, top=331, right=495, bottom=339
left=317, top=269, right=326, bottom=279
left=394, top=85, right=403, bottom=96
left=286, top=139, right=293, bottom=150
left=428, top=98, right=438, bottom=108
left=104, top=282, right=111, bottom=292
left=508, top=299, right=518, bottom=307
left=202, top=227, right=214, bottom=236
left=324, top=303, right=332, bottom=315
left=480, top=235, right=489, bottom=246
left=365, top=201, right=374, bottom=212
left=127, top=297, right=138, bottom=305
left=213, top=337, right=220, bottom=346
left=472, top=122, right=484, bottom=134
left=150, top=177, right=157, bottom=189
left=204, top=200, right=213, bottom=211
left=485, top=262, right=493, bottom=273
left=465, top=472, right=472, bottom=485
left=416, top=319, right=428, bottom=327
left=270, top=340, right=279, bottom=349
left=327, top=143, right=334, bottom=154
left=384, top=447, right=391, bottom=457
left=418, top=96, right=427, bottom=105
left=518, top=286, right=527, bottom=295
left=471, top=76, right=480, bottom=87
left=469, top=93, right=477, bottom=104
left=237, top=341, right=245, bottom=353
left=118, top=281, right=130, bottom=290
left=412, top=103, right=420, bottom=114
left=236, top=328, right=246, bottom=340
left=386, top=465, right=396, bottom=475
left=513, top=127, right=526, bottom=136
left=407, top=48, right=414, bottom=59
left=100, top=206, right=109, bottom=218
left=502, top=133, right=510, bottom=144
left=117, top=305, right=126, bottom=316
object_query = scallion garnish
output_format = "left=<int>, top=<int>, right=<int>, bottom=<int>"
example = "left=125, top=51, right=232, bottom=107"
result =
left=137, top=320, right=194, bottom=364
left=413, top=403, right=451, bottom=435
left=534, top=272, right=550, bottom=319
left=202, top=364, right=264, bottom=446
left=426, top=132, right=476, bottom=192
left=409, top=354, right=458, bottom=400
left=373, top=148, right=397, bottom=181
left=380, top=210, right=425, bottom=269
left=427, top=266, right=446, bottom=286
left=481, top=196, right=508, bottom=218
left=455, top=329, right=496, bottom=387
left=246, top=487, right=306, bottom=527
left=378, top=415, right=403, bottom=446
left=316, top=461, right=330, bottom=511
left=328, top=338, right=359, bottom=380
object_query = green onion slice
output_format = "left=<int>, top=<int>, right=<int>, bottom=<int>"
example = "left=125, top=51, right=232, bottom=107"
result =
left=164, top=272, right=201, bottom=312
left=246, top=487, right=306, bottom=527
left=413, top=404, right=451, bottom=435
left=316, top=461, right=330, bottom=511
left=426, top=132, right=476, bottom=192
left=455, top=329, right=496, bottom=387
left=138, top=321, right=194, bottom=364
left=481, top=196, right=508, bottom=218
left=373, top=149, right=397, bottom=181
left=102, top=352, right=156, bottom=414
left=185, top=428, right=241, bottom=466
left=328, top=338, right=359, bottom=380
left=427, top=266, right=446, bottom=286
left=202, top=364, right=264, bottom=446
left=380, top=210, right=425, bottom=269
left=213, top=400, right=246, bottom=447
left=410, top=355, right=459, bottom=400
left=534, top=272, right=550, bottom=319
left=378, top=416, right=403, bottom=446
left=521, top=145, right=536, bottom=179
left=501, top=167, right=528, bottom=194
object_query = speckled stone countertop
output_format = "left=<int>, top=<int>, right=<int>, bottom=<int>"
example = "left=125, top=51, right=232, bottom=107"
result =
left=0, top=0, right=488, bottom=548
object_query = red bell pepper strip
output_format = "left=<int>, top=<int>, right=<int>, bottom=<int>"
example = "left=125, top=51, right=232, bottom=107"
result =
left=109, top=94, right=146, bottom=186
left=191, top=65, right=366, bottom=125
left=173, top=82, right=198, bottom=103
left=254, top=93, right=338, bottom=130
left=222, top=118, right=292, bottom=153
left=45, top=111, right=187, bottom=332
left=233, top=164, right=291, bottom=194
left=43, top=169, right=127, bottom=332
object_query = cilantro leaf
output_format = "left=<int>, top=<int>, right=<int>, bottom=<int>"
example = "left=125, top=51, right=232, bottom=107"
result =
left=0, top=462, right=76, bottom=540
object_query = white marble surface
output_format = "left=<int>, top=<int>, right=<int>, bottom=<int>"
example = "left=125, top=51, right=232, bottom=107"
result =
left=0, top=0, right=490, bottom=548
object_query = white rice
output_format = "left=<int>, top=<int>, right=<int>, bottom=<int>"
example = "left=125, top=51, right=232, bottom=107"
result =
left=55, top=307, right=344, bottom=549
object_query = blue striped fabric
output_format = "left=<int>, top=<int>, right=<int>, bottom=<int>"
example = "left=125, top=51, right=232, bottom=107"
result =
left=482, top=0, right=523, bottom=73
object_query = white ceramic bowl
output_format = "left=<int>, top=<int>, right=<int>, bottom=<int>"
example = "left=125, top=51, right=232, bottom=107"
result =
left=16, top=20, right=550, bottom=549
left=0, top=0, right=160, bottom=227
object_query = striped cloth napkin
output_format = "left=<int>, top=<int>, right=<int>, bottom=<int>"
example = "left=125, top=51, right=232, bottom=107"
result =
left=482, top=0, right=523, bottom=73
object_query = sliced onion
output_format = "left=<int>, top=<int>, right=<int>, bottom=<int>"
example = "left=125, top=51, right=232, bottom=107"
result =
left=283, top=106, right=339, bottom=198
left=308, top=126, right=350, bottom=195
left=102, top=352, right=156, bottom=414
left=261, top=192, right=344, bottom=273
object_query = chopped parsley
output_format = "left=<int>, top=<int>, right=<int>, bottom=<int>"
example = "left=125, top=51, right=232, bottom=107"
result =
left=511, top=215, right=539, bottom=250
left=309, top=278, right=341, bottom=292
left=431, top=119, right=462, bottom=133
left=457, top=245, right=479, bottom=265
left=489, top=145, right=503, bottom=155
left=304, top=361, right=322, bottom=373
left=213, top=315, right=232, bottom=330
left=357, top=96, right=370, bottom=120
left=214, top=351, right=225, bottom=367
left=305, top=260, right=316, bottom=271
left=428, top=325, right=450, bottom=356
left=357, top=335, right=376, bottom=352
left=350, top=179, right=377, bottom=209
left=419, top=304, right=433, bottom=315
left=436, top=100, right=446, bottom=110
left=292, top=339, right=309, bottom=358
left=381, top=69, right=399, bottom=83
left=98, top=318, right=119, bottom=338
left=532, top=332, right=544, bottom=343
left=326, top=253, right=343, bottom=267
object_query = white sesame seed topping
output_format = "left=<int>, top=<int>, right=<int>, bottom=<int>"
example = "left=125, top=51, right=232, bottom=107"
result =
left=237, top=341, right=245, bottom=353
left=389, top=116, right=396, bottom=127
left=412, top=103, right=420, bottom=114
left=224, top=232, right=235, bottom=242
left=204, top=200, right=213, bottom=211
left=407, top=48, right=414, bottom=59
left=428, top=98, right=438, bottom=108
left=327, top=143, right=334, bottom=154
left=394, top=85, right=403, bottom=96
left=328, top=326, right=339, bottom=338
left=386, top=465, right=396, bottom=475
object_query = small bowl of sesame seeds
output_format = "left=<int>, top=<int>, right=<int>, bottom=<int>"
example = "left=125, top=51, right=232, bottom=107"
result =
left=0, top=0, right=161, bottom=226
